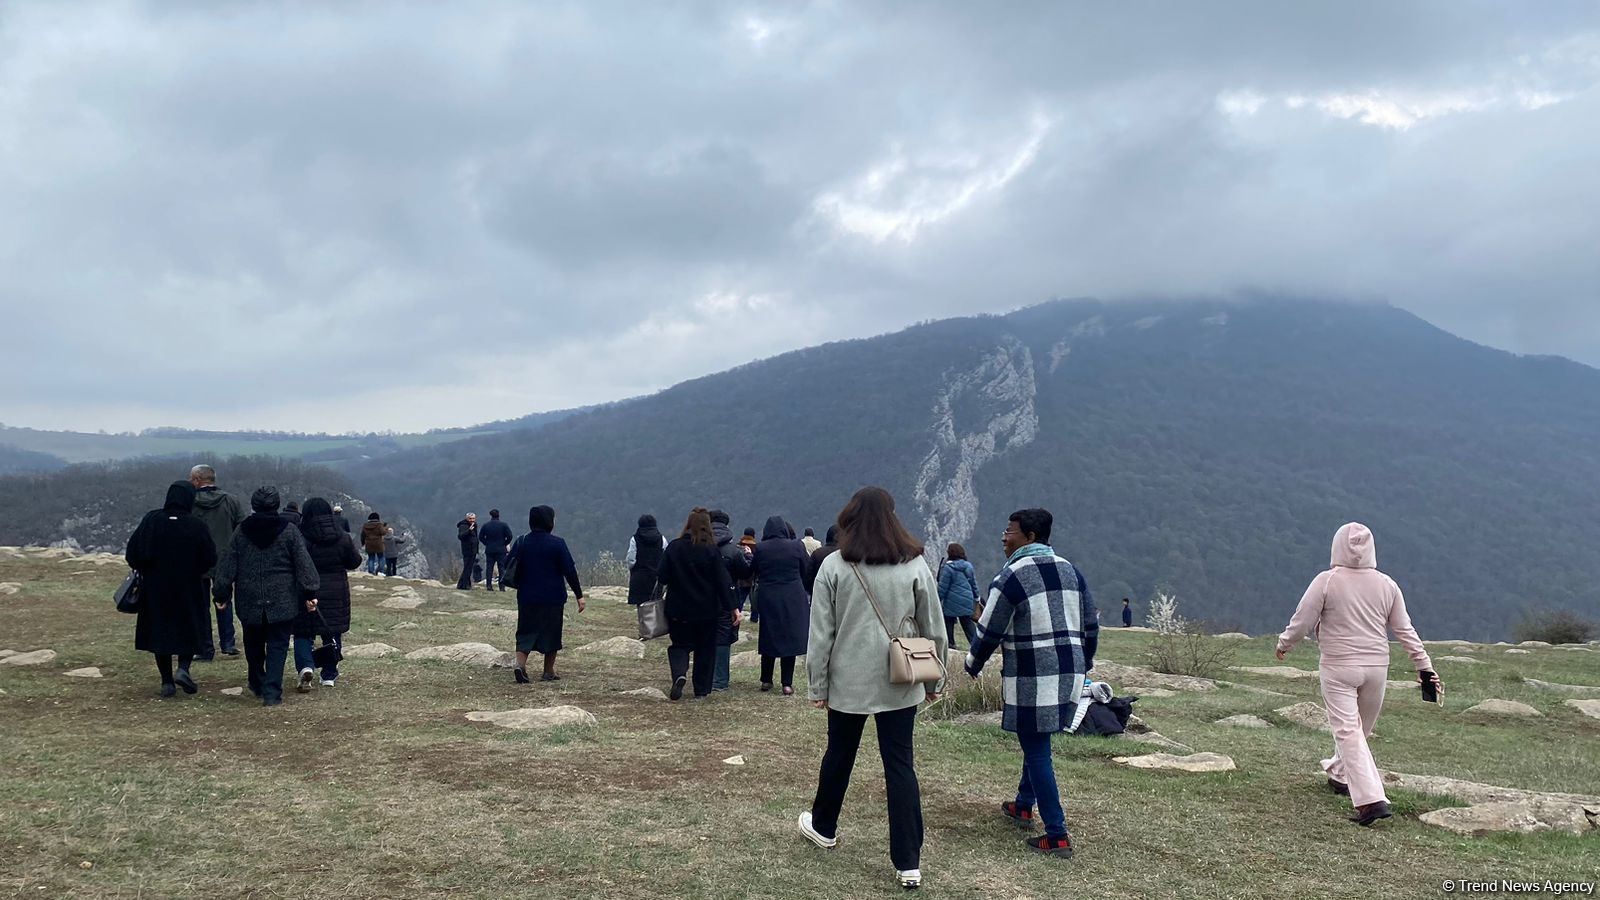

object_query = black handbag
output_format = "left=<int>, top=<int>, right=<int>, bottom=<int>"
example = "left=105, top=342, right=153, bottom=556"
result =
left=114, top=570, right=142, bottom=614
left=311, top=609, right=343, bottom=669
left=500, top=538, right=523, bottom=590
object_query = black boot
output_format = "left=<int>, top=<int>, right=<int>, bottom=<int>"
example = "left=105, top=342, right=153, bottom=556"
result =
left=174, top=669, right=198, bottom=694
left=1350, top=802, right=1392, bottom=827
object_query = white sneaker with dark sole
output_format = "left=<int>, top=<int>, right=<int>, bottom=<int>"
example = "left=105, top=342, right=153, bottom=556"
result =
left=798, top=812, right=837, bottom=849
left=296, top=669, right=316, bottom=693
left=897, top=869, right=922, bottom=890
left=320, top=679, right=336, bottom=688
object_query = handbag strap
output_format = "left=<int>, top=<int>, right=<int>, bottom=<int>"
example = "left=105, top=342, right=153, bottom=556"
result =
left=849, top=563, right=918, bottom=641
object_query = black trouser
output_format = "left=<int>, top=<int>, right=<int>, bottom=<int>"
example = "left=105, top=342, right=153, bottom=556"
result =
left=241, top=620, right=293, bottom=703
left=456, top=551, right=476, bottom=589
left=197, top=576, right=236, bottom=658
left=385, top=557, right=397, bottom=577
left=944, top=615, right=977, bottom=649
left=484, top=554, right=505, bottom=591
left=667, top=619, right=718, bottom=697
left=760, top=654, right=796, bottom=688
left=810, top=704, right=923, bottom=871
left=153, top=653, right=195, bottom=683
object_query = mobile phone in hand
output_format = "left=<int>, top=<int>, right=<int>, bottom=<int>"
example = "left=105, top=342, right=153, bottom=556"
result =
left=1420, top=670, right=1439, bottom=703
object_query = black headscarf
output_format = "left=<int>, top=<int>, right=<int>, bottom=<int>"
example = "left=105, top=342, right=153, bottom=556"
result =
left=529, top=505, right=555, bottom=533
left=250, top=486, right=281, bottom=513
left=163, top=481, right=196, bottom=515
left=637, top=514, right=657, bottom=529
left=762, top=516, right=790, bottom=541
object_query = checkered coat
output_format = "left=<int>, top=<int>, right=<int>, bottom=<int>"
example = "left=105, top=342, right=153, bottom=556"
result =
left=964, top=552, right=1100, bottom=734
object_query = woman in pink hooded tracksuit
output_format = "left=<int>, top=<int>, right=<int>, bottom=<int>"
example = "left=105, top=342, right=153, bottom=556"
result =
left=1276, top=523, right=1443, bottom=826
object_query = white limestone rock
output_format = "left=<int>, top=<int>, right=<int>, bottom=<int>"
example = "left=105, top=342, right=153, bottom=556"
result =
left=465, top=706, right=597, bottom=730
left=0, top=583, right=22, bottom=595
left=405, top=643, right=507, bottom=667
left=1091, top=661, right=1217, bottom=694
left=1420, top=800, right=1597, bottom=836
left=1228, top=666, right=1320, bottom=679
left=343, top=643, right=401, bottom=659
left=1114, top=752, right=1236, bottom=773
left=1213, top=714, right=1273, bottom=729
left=1273, top=702, right=1331, bottom=731
left=459, top=609, right=519, bottom=626
left=1439, top=656, right=1483, bottom=665
left=63, top=667, right=103, bottom=678
left=621, top=687, right=668, bottom=701
left=0, top=649, right=57, bottom=666
left=577, top=637, right=647, bottom=660
left=1464, top=699, right=1542, bottom=718
left=1562, top=699, right=1600, bottom=720
left=1524, top=679, right=1600, bottom=696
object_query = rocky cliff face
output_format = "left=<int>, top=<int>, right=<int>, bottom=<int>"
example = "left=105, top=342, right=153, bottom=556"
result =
left=913, top=335, right=1039, bottom=560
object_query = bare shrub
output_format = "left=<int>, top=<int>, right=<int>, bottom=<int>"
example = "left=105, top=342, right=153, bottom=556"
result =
left=925, top=666, right=1004, bottom=721
left=1146, top=628, right=1237, bottom=678
left=579, top=549, right=629, bottom=587
left=1513, top=609, right=1597, bottom=645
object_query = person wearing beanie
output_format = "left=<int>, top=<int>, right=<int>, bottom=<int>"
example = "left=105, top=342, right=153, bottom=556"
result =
left=212, top=486, right=320, bottom=706
left=505, top=505, right=585, bottom=683
left=360, top=512, right=387, bottom=576
left=479, top=509, right=514, bottom=591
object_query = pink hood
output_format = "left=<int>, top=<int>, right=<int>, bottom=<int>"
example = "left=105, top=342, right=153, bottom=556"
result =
left=1330, top=522, right=1376, bottom=570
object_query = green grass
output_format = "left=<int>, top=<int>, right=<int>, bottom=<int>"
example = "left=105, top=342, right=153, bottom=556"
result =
left=2, top=552, right=1597, bottom=899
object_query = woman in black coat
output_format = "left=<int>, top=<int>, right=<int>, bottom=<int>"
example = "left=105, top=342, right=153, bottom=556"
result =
left=627, top=514, right=666, bottom=639
left=292, top=497, right=362, bottom=691
left=126, top=481, right=218, bottom=697
left=657, top=508, right=738, bottom=701
left=751, top=515, right=811, bottom=695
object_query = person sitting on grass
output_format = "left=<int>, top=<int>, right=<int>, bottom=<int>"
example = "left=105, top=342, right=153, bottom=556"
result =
left=964, top=507, right=1098, bottom=860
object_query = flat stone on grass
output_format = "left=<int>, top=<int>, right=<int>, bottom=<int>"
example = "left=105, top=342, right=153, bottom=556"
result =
left=1273, top=702, right=1330, bottom=731
left=1228, top=665, right=1319, bottom=679
left=63, top=667, right=103, bottom=678
left=406, top=643, right=507, bottom=667
left=1463, top=699, right=1541, bottom=718
left=1114, top=752, right=1236, bottom=773
left=1214, top=714, right=1273, bottom=729
left=465, top=706, right=597, bottom=730
left=0, top=649, right=57, bottom=666
left=1563, top=699, right=1600, bottom=720
left=1438, top=656, right=1482, bottom=665
left=577, top=637, right=647, bottom=660
left=1524, top=679, right=1600, bottom=696
left=343, top=643, right=401, bottom=659
left=1419, top=800, right=1597, bottom=836
left=621, top=687, right=668, bottom=701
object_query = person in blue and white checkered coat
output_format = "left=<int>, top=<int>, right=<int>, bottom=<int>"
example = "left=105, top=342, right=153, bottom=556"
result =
left=964, top=507, right=1099, bottom=859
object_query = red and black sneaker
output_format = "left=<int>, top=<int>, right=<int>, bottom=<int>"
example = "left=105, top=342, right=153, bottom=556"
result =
left=1024, top=834, right=1074, bottom=859
left=1001, top=801, right=1035, bottom=827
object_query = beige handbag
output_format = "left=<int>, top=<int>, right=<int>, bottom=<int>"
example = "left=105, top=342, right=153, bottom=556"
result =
left=849, top=564, right=945, bottom=686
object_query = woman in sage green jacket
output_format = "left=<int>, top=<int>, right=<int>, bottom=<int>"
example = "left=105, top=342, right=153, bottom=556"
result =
left=799, top=486, right=946, bottom=892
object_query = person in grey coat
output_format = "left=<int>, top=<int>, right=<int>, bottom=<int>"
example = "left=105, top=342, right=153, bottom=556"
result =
left=751, top=515, right=811, bottom=695
left=212, top=486, right=320, bottom=706
left=800, top=486, right=946, bottom=891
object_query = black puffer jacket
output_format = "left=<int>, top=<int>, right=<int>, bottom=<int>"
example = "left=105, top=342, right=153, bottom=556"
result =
left=714, top=522, right=751, bottom=646
left=299, top=513, right=362, bottom=633
left=214, top=513, right=320, bottom=626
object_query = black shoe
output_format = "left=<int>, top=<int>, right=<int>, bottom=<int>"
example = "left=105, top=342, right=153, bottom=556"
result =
left=159, top=682, right=176, bottom=698
left=1001, top=801, right=1037, bottom=827
left=174, top=669, right=198, bottom=694
left=514, top=667, right=530, bottom=684
left=194, top=654, right=215, bottom=663
left=540, top=673, right=560, bottom=682
left=263, top=696, right=283, bottom=707
left=220, top=647, right=240, bottom=657
left=670, top=675, right=688, bottom=701
left=760, top=682, right=773, bottom=692
left=1328, top=778, right=1350, bottom=797
left=1350, top=802, right=1393, bottom=827
left=1024, top=834, right=1074, bottom=858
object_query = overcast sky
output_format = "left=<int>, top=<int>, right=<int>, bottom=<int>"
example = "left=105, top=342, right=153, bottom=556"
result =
left=2, top=1, right=1597, bottom=433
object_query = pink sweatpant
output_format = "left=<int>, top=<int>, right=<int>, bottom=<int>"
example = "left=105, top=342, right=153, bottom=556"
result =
left=1318, top=665, right=1389, bottom=807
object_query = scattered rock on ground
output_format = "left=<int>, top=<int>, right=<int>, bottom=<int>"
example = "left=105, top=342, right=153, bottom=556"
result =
left=1091, top=661, right=1217, bottom=693
left=1228, top=665, right=1319, bottom=679
left=1273, top=702, right=1331, bottom=731
left=1439, top=656, right=1482, bottom=665
left=1382, top=771, right=1600, bottom=807
left=1464, top=699, right=1542, bottom=718
left=1214, top=632, right=1250, bottom=640
left=63, top=667, right=103, bottom=678
left=723, top=755, right=746, bottom=766
left=406, top=643, right=507, bottom=667
left=1518, top=640, right=1553, bottom=648
left=1426, top=639, right=1478, bottom=647
left=0, top=650, right=15, bottom=659
left=1116, top=731, right=1194, bottom=753
left=378, top=594, right=426, bottom=610
left=0, top=649, right=57, bottom=666
left=465, top=706, right=597, bottom=730
left=1387, top=679, right=1421, bottom=692
left=621, top=687, right=668, bottom=701
left=1524, top=679, right=1600, bottom=696
left=1563, top=699, right=1600, bottom=720
left=1214, top=714, right=1273, bottom=729
left=459, top=609, right=519, bottom=626
left=577, top=637, right=647, bottom=660
left=343, top=643, right=401, bottom=659
left=0, top=583, right=21, bottom=595
left=350, top=584, right=376, bottom=594
left=220, top=687, right=245, bottom=696
left=1114, top=752, right=1236, bottom=773
left=731, top=650, right=762, bottom=668
left=1504, top=649, right=1532, bottom=655
left=1419, top=800, right=1598, bottom=836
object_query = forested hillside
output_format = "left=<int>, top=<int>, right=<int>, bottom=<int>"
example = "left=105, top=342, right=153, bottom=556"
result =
left=350, top=299, right=1600, bottom=641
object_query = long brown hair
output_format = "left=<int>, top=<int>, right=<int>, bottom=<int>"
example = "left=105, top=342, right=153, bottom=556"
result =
left=836, top=486, right=924, bottom=565
left=680, top=507, right=715, bottom=547
left=946, top=542, right=966, bottom=560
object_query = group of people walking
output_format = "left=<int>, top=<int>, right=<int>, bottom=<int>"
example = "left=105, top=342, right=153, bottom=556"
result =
left=126, top=464, right=386, bottom=705
left=124, top=465, right=1441, bottom=891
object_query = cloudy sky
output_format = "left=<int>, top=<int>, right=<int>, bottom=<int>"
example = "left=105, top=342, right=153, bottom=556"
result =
left=2, top=1, right=1597, bottom=433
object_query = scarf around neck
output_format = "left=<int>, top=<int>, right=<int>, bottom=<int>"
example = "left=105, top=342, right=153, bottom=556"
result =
left=1007, top=542, right=1056, bottom=566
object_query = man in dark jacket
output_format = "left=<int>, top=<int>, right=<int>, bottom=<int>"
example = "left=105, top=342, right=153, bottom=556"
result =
left=188, top=464, right=245, bottom=660
left=479, top=509, right=513, bottom=591
left=1122, top=598, right=1133, bottom=627
left=456, top=513, right=480, bottom=590
left=212, top=486, right=320, bottom=706
left=709, top=510, right=752, bottom=691
left=332, top=505, right=352, bottom=533
left=802, top=524, right=839, bottom=595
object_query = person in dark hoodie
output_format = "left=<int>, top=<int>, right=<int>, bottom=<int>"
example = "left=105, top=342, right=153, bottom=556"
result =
left=480, top=509, right=513, bottom=591
left=751, top=515, right=811, bottom=695
left=456, top=513, right=480, bottom=589
left=802, top=525, right=840, bottom=595
left=360, top=512, right=387, bottom=576
left=282, top=502, right=302, bottom=526
left=709, top=510, right=752, bottom=691
left=627, top=514, right=667, bottom=638
left=656, top=508, right=739, bottom=700
left=293, top=497, right=362, bottom=691
left=188, top=464, right=244, bottom=660
left=739, top=526, right=759, bottom=622
left=212, top=487, right=320, bottom=706
left=507, top=505, right=585, bottom=683
left=126, top=481, right=218, bottom=697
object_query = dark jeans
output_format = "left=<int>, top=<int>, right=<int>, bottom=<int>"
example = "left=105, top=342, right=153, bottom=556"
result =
left=366, top=552, right=384, bottom=575
left=1017, top=731, right=1068, bottom=837
left=293, top=630, right=344, bottom=681
left=153, top=653, right=194, bottom=683
left=760, top=654, right=796, bottom=688
left=747, top=585, right=759, bottom=623
left=385, top=558, right=397, bottom=577
left=667, top=619, right=718, bottom=697
left=198, top=577, right=236, bottom=657
left=810, top=704, right=923, bottom=871
left=456, top=552, right=476, bottom=589
left=241, top=620, right=293, bottom=703
left=944, top=615, right=977, bottom=649
left=713, top=644, right=731, bottom=691
left=484, top=554, right=506, bottom=591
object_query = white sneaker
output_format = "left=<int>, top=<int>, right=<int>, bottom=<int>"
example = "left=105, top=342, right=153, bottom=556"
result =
left=797, top=812, right=837, bottom=849
left=320, top=679, right=336, bottom=688
left=296, top=669, right=315, bottom=693
left=897, top=869, right=922, bottom=890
